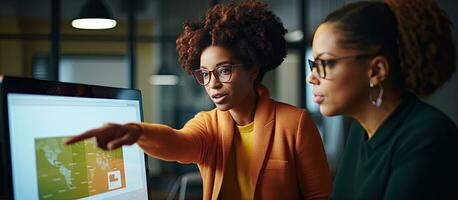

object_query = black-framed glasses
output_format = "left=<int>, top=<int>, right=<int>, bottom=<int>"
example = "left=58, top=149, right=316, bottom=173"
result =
left=192, top=64, right=243, bottom=86
left=308, top=54, right=375, bottom=79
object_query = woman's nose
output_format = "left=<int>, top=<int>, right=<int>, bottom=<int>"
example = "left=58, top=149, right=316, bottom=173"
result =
left=307, top=70, right=320, bottom=85
left=207, top=72, right=222, bottom=89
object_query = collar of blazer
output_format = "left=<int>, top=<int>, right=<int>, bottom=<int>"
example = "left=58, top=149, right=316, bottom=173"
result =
left=215, top=84, right=276, bottom=197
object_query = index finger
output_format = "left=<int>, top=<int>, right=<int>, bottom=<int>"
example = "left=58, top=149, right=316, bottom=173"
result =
left=65, top=128, right=103, bottom=145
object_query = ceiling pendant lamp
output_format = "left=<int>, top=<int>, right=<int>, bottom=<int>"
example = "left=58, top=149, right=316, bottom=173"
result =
left=149, top=66, right=180, bottom=86
left=72, top=0, right=117, bottom=30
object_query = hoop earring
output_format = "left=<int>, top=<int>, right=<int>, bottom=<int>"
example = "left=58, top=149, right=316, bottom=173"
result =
left=370, top=83, right=384, bottom=108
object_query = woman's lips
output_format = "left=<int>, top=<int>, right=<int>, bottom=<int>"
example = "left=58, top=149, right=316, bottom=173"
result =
left=313, top=94, right=325, bottom=104
left=212, top=93, right=227, bottom=104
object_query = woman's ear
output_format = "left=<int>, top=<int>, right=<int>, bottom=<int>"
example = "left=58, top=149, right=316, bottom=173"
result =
left=368, top=56, right=390, bottom=85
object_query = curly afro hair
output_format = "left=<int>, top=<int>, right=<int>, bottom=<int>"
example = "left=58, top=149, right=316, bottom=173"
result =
left=319, top=0, right=456, bottom=96
left=176, top=1, right=287, bottom=85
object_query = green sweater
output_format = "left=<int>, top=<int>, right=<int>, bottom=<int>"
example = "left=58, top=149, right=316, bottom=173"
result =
left=331, top=92, right=458, bottom=200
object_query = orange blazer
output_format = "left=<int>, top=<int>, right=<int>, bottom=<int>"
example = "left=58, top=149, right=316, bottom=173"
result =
left=137, top=85, right=332, bottom=200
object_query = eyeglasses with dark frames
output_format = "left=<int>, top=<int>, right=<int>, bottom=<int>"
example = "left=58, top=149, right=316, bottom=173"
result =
left=308, top=54, right=376, bottom=79
left=192, top=63, right=243, bottom=86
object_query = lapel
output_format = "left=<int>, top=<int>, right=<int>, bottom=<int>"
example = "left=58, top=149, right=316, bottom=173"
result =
left=212, top=85, right=275, bottom=198
left=250, top=85, right=275, bottom=190
left=213, top=109, right=235, bottom=198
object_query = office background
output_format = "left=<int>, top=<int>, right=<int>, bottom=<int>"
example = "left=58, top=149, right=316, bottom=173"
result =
left=1, top=0, right=457, bottom=199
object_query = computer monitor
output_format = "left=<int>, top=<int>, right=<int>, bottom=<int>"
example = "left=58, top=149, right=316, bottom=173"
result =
left=0, top=76, right=150, bottom=200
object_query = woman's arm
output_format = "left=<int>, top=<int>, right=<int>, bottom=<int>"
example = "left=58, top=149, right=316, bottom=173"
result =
left=67, top=112, right=212, bottom=164
left=137, top=112, right=211, bottom=164
left=295, top=110, right=333, bottom=199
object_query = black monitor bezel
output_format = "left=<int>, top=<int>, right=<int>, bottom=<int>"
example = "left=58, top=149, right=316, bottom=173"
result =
left=0, top=76, right=151, bottom=199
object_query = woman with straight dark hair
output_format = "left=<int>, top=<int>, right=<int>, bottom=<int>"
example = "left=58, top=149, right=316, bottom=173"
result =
left=308, top=0, right=458, bottom=199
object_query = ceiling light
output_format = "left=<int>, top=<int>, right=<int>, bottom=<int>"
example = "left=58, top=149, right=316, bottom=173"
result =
left=72, top=0, right=117, bottom=30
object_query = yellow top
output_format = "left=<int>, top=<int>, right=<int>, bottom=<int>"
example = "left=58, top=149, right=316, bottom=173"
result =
left=235, top=121, right=254, bottom=200
left=220, top=121, right=255, bottom=200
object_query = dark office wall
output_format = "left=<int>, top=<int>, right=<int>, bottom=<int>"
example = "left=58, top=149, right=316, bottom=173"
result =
left=424, top=0, right=458, bottom=124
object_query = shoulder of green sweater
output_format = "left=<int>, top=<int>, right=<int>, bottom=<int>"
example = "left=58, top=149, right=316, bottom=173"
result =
left=400, top=99, right=457, bottom=136
left=390, top=100, right=458, bottom=165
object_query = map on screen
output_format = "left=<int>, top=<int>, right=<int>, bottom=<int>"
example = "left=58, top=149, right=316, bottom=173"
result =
left=35, top=136, right=126, bottom=199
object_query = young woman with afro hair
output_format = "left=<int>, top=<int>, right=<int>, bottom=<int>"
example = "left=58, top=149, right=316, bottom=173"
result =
left=308, top=0, right=458, bottom=199
left=68, top=1, right=332, bottom=199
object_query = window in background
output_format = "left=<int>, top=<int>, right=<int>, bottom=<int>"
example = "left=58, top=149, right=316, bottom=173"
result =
left=267, top=49, right=301, bottom=107
left=59, top=55, right=130, bottom=88
left=60, top=0, right=130, bottom=86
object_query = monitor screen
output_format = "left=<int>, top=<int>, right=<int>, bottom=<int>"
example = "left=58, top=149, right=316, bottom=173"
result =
left=0, top=76, right=150, bottom=200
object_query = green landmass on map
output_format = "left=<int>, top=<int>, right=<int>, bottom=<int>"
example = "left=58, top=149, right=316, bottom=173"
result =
left=35, top=136, right=125, bottom=200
